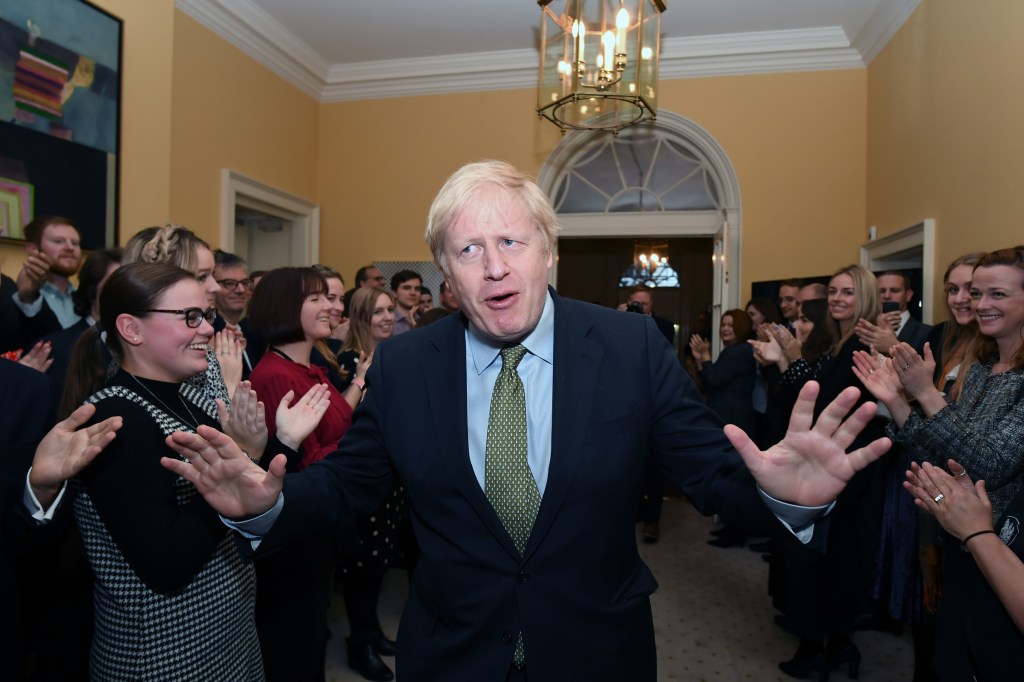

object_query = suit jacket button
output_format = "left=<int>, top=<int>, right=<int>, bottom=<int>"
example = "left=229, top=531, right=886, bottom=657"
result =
left=501, top=631, right=513, bottom=645
left=517, top=571, right=530, bottom=584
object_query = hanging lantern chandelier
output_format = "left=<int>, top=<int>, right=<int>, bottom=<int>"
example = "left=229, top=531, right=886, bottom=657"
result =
left=537, top=0, right=665, bottom=134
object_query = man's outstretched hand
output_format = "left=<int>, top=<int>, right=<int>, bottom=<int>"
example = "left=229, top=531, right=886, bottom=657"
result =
left=163, top=425, right=287, bottom=519
left=726, top=381, right=891, bottom=507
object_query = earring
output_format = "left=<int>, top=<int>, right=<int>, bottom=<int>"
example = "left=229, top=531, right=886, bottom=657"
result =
left=133, top=337, right=139, bottom=342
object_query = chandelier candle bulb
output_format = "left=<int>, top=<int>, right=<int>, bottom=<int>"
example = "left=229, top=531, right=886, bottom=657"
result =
left=538, top=0, right=664, bottom=133
left=616, top=7, right=628, bottom=52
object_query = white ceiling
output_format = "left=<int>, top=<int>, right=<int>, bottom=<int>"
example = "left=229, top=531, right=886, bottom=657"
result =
left=176, top=0, right=920, bottom=101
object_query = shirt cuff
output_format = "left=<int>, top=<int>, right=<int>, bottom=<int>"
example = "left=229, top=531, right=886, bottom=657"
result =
left=220, top=493, right=284, bottom=549
left=758, top=487, right=835, bottom=544
left=23, top=468, right=68, bottom=522
left=12, top=290, right=43, bottom=318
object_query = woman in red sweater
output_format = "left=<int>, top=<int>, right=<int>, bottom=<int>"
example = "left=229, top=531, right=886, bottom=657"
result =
left=246, top=267, right=370, bottom=681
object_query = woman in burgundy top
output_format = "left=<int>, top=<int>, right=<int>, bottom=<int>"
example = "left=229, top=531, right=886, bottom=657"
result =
left=249, top=268, right=366, bottom=472
left=246, top=267, right=369, bottom=681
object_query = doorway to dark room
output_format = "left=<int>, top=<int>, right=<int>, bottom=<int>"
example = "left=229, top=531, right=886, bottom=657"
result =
left=556, top=236, right=714, bottom=360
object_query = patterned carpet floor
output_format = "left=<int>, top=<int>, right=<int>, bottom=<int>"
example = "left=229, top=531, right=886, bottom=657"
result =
left=325, top=498, right=915, bottom=681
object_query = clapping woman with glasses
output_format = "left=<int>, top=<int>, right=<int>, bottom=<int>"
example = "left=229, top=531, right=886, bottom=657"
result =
left=48, top=262, right=329, bottom=680
left=122, top=224, right=246, bottom=402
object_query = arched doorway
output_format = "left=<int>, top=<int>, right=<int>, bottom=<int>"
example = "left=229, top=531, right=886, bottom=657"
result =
left=538, top=111, right=742, bottom=351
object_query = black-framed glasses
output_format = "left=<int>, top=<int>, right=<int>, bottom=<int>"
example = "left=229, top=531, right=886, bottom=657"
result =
left=143, top=307, right=218, bottom=328
left=217, top=278, right=253, bottom=291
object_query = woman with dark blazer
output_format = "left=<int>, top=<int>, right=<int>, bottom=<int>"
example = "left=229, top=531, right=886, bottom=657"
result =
left=689, top=310, right=759, bottom=549
left=689, top=309, right=757, bottom=436
left=773, top=264, right=886, bottom=680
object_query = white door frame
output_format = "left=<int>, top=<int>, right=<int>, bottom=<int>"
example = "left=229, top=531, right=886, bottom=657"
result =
left=859, top=219, right=935, bottom=323
left=220, top=170, right=320, bottom=265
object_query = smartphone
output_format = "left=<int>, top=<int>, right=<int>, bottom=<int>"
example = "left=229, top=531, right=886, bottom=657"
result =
left=881, top=301, right=900, bottom=313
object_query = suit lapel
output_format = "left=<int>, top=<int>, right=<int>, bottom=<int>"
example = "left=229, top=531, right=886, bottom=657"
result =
left=524, top=295, right=602, bottom=559
left=420, top=316, right=523, bottom=559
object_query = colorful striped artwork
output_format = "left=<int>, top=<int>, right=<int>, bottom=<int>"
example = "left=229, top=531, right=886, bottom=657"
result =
left=13, top=45, right=69, bottom=120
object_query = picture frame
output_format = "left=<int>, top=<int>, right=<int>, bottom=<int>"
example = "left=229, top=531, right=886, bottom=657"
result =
left=0, top=0, right=121, bottom=249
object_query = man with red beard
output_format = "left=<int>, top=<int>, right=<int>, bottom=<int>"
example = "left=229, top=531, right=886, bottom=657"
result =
left=12, top=216, right=83, bottom=332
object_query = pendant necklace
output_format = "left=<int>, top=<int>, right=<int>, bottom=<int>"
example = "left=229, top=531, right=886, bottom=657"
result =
left=127, top=372, right=201, bottom=430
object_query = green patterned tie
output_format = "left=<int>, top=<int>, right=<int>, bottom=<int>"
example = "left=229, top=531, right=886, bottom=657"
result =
left=484, top=344, right=540, bottom=668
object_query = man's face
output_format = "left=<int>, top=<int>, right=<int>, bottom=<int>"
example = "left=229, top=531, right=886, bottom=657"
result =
left=213, top=264, right=251, bottom=317
left=394, top=278, right=422, bottom=311
left=878, top=274, right=912, bottom=312
left=777, top=285, right=799, bottom=321
left=796, top=285, right=823, bottom=313
left=33, top=223, right=81, bottom=277
left=628, top=291, right=652, bottom=315
left=362, top=268, right=386, bottom=288
left=419, top=292, right=434, bottom=312
left=440, top=287, right=460, bottom=311
left=443, top=187, right=552, bottom=343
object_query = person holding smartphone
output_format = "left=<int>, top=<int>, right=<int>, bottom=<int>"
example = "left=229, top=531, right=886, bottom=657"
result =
left=854, top=270, right=931, bottom=355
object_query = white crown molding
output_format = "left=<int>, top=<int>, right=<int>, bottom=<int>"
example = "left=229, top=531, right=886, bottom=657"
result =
left=177, top=0, right=919, bottom=103
left=853, top=0, right=923, bottom=64
left=659, top=27, right=865, bottom=80
left=176, top=0, right=329, bottom=99
left=321, top=48, right=539, bottom=102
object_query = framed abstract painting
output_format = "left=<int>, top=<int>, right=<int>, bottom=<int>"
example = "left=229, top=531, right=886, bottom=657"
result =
left=0, top=0, right=121, bottom=248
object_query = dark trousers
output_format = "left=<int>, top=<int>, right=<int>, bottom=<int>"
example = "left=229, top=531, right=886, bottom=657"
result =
left=255, top=534, right=333, bottom=682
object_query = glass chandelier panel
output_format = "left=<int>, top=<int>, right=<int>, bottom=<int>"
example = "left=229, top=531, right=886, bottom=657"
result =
left=537, top=0, right=664, bottom=133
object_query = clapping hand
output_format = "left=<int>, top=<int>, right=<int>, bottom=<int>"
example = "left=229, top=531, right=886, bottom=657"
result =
left=275, top=383, right=331, bottom=450
left=217, top=381, right=268, bottom=460
left=213, top=331, right=245, bottom=398
left=332, top=317, right=351, bottom=344
left=29, top=403, right=123, bottom=509
left=769, top=324, right=802, bottom=363
left=854, top=318, right=900, bottom=356
left=851, top=349, right=913, bottom=425
left=688, top=334, right=711, bottom=364
left=749, top=337, right=783, bottom=366
left=891, top=343, right=937, bottom=400
left=354, top=351, right=372, bottom=382
left=851, top=349, right=903, bottom=405
left=904, top=460, right=992, bottom=541
left=16, top=252, right=52, bottom=303
left=725, top=381, right=891, bottom=506
left=18, top=340, right=54, bottom=373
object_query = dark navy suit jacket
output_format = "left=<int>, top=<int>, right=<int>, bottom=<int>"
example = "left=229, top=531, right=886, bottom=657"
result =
left=898, top=316, right=932, bottom=354
left=262, top=291, right=760, bottom=681
left=0, top=274, right=62, bottom=354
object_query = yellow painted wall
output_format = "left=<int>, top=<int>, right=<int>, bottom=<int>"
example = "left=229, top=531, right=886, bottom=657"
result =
left=316, top=89, right=562, bottom=282
left=0, top=0, right=176, bottom=276
left=167, top=11, right=320, bottom=248
left=317, top=69, right=867, bottom=293
left=661, top=70, right=867, bottom=287
left=867, top=0, right=1024, bottom=299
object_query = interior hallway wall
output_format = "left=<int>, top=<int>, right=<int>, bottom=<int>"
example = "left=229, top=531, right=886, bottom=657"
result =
left=867, top=0, right=1024, bottom=304
left=316, top=69, right=867, bottom=296
left=168, top=11, right=320, bottom=252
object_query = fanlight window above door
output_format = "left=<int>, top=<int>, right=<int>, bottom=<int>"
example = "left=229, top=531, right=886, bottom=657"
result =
left=550, top=126, right=723, bottom=214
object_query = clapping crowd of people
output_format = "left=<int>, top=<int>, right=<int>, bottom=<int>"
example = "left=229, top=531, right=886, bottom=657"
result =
left=1, top=219, right=446, bottom=681
left=2, top=199, right=1024, bottom=682
left=674, top=250, right=1024, bottom=680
